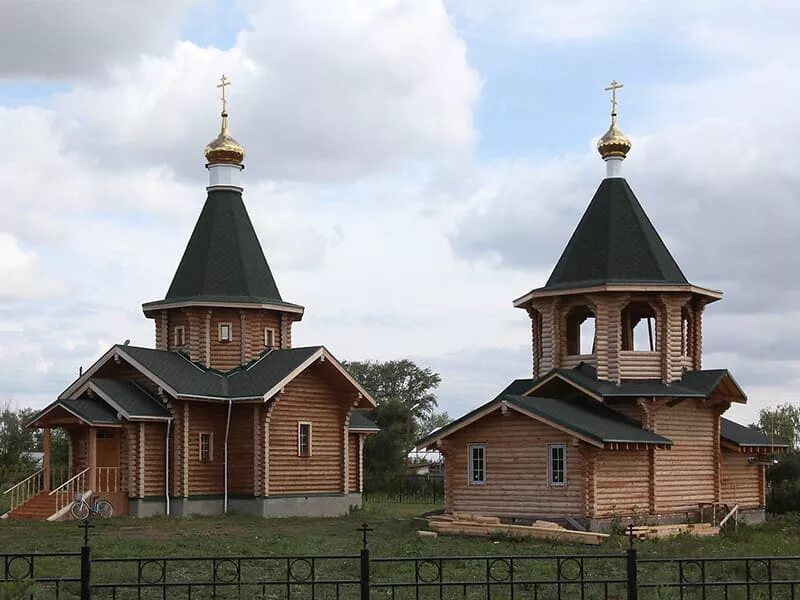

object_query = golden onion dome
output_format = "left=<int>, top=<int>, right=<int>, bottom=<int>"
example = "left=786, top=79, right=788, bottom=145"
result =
left=597, top=116, right=631, bottom=160
left=204, top=112, right=245, bottom=165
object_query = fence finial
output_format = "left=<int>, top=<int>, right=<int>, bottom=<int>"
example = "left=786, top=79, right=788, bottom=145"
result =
left=627, top=523, right=636, bottom=548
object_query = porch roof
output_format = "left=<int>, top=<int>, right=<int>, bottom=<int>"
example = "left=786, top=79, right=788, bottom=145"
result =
left=720, top=417, right=789, bottom=450
left=30, top=397, right=122, bottom=427
left=90, top=378, right=171, bottom=419
left=349, top=411, right=379, bottom=432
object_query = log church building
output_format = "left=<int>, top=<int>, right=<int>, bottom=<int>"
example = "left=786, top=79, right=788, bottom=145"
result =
left=6, top=77, right=379, bottom=520
left=419, top=82, right=786, bottom=529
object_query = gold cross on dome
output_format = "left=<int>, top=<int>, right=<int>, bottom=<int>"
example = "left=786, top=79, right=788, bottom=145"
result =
left=217, top=74, right=231, bottom=114
left=604, top=80, right=623, bottom=115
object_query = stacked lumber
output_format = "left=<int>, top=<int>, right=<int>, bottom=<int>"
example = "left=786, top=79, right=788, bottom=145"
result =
left=427, top=513, right=608, bottom=546
left=629, top=523, right=720, bottom=539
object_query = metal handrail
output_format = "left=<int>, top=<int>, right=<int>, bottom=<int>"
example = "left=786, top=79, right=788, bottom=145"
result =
left=49, top=467, right=90, bottom=496
left=2, top=468, right=43, bottom=495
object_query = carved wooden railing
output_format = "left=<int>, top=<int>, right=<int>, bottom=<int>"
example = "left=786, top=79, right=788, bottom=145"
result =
left=96, top=467, right=119, bottom=493
left=49, top=468, right=90, bottom=513
left=2, top=469, right=43, bottom=514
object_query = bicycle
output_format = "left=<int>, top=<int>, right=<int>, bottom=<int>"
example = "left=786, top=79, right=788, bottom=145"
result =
left=70, top=494, right=114, bottom=520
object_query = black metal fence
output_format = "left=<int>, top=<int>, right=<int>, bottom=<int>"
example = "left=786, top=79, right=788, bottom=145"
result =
left=364, top=474, right=444, bottom=504
left=3, top=522, right=800, bottom=599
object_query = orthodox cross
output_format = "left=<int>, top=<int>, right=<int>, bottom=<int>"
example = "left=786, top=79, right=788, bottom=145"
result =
left=79, top=518, right=94, bottom=546
left=217, top=74, right=231, bottom=114
left=357, top=522, right=374, bottom=549
left=604, top=80, right=623, bottom=115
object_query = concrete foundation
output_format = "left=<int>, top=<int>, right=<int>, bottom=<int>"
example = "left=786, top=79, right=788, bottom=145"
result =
left=128, top=493, right=362, bottom=518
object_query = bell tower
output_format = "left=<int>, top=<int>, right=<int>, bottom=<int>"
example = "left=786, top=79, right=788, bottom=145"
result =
left=142, top=75, right=304, bottom=371
left=514, top=82, right=722, bottom=384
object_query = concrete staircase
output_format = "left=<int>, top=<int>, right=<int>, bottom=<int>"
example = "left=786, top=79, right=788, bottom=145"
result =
left=5, top=491, right=59, bottom=520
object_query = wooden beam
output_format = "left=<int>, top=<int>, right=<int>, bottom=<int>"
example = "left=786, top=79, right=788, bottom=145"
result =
left=87, top=427, right=97, bottom=491
left=42, top=428, right=52, bottom=492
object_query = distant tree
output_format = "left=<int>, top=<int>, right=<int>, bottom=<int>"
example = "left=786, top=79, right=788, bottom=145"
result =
left=418, top=410, right=450, bottom=437
left=343, top=359, right=443, bottom=488
left=751, top=404, right=800, bottom=450
left=0, top=402, right=38, bottom=469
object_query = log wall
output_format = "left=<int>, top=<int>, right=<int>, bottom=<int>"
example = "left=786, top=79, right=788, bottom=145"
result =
left=228, top=404, right=256, bottom=495
left=592, top=449, right=650, bottom=518
left=721, top=451, right=764, bottom=508
left=652, top=400, right=717, bottom=513
left=348, top=433, right=360, bottom=493
left=440, top=409, right=585, bottom=518
left=185, top=402, right=227, bottom=495
left=268, top=365, right=349, bottom=494
left=155, top=307, right=294, bottom=370
left=143, top=422, right=167, bottom=496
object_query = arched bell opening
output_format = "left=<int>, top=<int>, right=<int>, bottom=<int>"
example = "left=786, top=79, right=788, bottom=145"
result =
left=564, top=305, right=597, bottom=366
left=621, top=301, right=658, bottom=352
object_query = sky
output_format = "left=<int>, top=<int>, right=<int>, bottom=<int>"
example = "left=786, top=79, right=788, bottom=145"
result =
left=1, top=0, right=799, bottom=426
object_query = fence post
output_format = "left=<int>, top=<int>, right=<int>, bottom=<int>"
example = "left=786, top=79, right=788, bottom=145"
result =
left=358, top=522, right=373, bottom=600
left=626, top=525, right=638, bottom=600
left=80, top=519, right=94, bottom=600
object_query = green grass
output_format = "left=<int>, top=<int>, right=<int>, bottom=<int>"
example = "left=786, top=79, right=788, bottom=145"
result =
left=2, top=504, right=800, bottom=599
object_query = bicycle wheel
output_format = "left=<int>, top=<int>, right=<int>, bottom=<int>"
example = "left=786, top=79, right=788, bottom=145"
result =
left=96, top=499, right=114, bottom=518
left=71, top=500, right=89, bottom=520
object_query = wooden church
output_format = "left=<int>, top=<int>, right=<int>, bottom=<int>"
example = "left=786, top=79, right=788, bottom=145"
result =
left=418, top=83, right=787, bottom=530
left=5, top=78, right=379, bottom=520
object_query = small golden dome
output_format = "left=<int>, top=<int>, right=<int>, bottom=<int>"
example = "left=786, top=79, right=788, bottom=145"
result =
left=597, top=118, right=631, bottom=160
left=204, top=113, right=245, bottom=165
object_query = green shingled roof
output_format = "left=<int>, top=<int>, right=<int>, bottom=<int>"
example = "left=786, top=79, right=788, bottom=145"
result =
left=349, top=411, right=379, bottom=431
left=61, top=397, right=121, bottom=425
left=720, top=417, right=789, bottom=448
left=505, top=395, right=672, bottom=446
left=144, top=189, right=302, bottom=311
left=542, top=178, right=689, bottom=291
left=114, top=344, right=322, bottom=399
left=530, top=363, right=743, bottom=401
left=417, top=386, right=673, bottom=449
left=91, top=378, right=171, bottom=419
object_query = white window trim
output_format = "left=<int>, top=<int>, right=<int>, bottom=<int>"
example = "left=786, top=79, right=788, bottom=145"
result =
left=199, top=432, right=214, bottom=463
left=218, top=322, right=233, bottom=342
left=173, top=326, right=185, bottom=347
left=297, top=421, right=312, bottom=457
left=548, top=443, right=566, bottom=487
left=264, top=327, right=277, bottom=348
left=467, top=443, right=486, bottom=485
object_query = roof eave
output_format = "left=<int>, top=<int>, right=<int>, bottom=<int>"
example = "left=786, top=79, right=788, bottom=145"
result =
left=513, top=283, right=723, bottom=308
left=142, top=298, right=305, bottom=317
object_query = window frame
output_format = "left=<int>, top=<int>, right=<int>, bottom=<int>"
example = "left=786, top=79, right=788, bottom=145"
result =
left=467, top=443, right=486, bottom=486
left=173, top=325, right=186, bottom=347
left=297, top=422, right=312, bottom=457
left=264, top=327, right=277, bottom=348
left=218, top=322, right=233, bottom=343
left=199, top=432, right=213, bottom=463
left=548, top=443, right=566, bottom=487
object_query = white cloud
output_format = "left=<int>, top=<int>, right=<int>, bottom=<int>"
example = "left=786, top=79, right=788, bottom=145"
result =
left=0, top=0, right=195, bottom=80
left=54, top=0, right=481, bottom=181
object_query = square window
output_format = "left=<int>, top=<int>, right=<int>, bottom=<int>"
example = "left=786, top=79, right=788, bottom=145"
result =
left=265, top=327, right=276, bottom=348
left=219, top=323, right=232, bottom=342
left=199, top=432, right=213, bottom=463
left=173, top=326, right=185, bottom=347
left=468, top=444, right=485, bottom=485
left=298, top=422, right=311, bottom=457
left=548, top=444, right=566, bottom=487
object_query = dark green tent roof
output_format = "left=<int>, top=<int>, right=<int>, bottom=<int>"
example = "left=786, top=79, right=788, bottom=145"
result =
left=145, top=189, right=302, bottom=310
left=542, top=178, right=688, bottom=291
left=91, top=378, right=171, bottom=419
left=720, top=417, right=789, bottom=448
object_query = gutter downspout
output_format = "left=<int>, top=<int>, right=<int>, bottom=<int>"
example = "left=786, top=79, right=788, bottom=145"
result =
left=224, top=399, right=232, bottom=514
left=165, top=419, right=172, bottom=516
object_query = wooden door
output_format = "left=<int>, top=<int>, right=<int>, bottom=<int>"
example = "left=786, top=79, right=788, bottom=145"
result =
left=95, top=429, right=120, bottom=493
left=96, top=429, right=119, bottom=467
